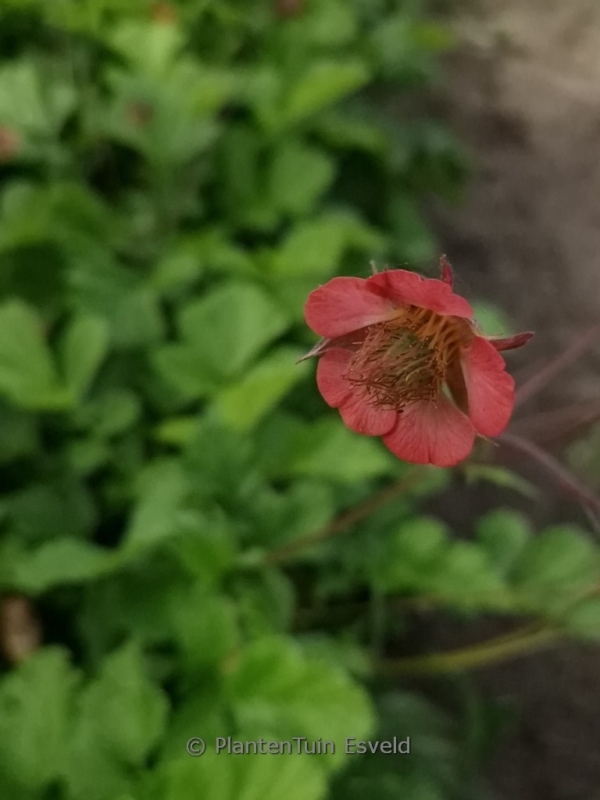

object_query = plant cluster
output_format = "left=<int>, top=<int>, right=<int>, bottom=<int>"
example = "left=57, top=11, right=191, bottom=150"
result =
left=0, top=2, right=599, bottom=800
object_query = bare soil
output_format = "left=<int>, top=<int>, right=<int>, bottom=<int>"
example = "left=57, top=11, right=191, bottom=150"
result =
left=408, top=2, right=600, bottom=797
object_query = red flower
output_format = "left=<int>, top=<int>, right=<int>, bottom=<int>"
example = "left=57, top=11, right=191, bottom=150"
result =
left=302, top=258, right=533, bottom=467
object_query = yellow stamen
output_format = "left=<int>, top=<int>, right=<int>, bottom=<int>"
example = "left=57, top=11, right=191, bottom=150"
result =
left=344, top=306, right=472, bottom=411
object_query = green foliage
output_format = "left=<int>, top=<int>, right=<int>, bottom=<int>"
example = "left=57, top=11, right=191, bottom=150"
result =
left=0, top=2, right=597, bottom=800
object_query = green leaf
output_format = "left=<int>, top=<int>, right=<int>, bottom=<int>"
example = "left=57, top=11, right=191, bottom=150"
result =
left=170, top=587, right=239, bottom=670
left=249, top=480, right=334, bottom=550
left=121, top=459, right=189, bottom=556
left=389, top=193, right=436, bottom=262
left=65, top=642, right=168, bottom=800
left=286, top=417, right=395, bottom=483
left=74, top=388, right=141, bottom=438
left=427, top=542, right=510, bottom=608
left=225, top=637, right=374, bottom=766
left=9, top=480, right=95, bottom=544
left=178, top=281, right=290, bottom=379
left=0, top=300, right=67, bottom=409
left=109, top=288, right=165, bottom=349
left=60, top=314, right=110, bottom=400
left=477, top=510, right=531, bottom=575
left=284, top=60, right=370, bottom=125
left=168, top=511, right=237, bottom=586
left=269, top=141, right=335, bottom=216
left=212, top=348, right=309, bottom=431
left=374, top=518, right=449, bottom=592
left=513, top=526, right=600, bottom=612
left=564, top=597, right=600, bottom=641
left=11, top=539, right=117, bottom=594
left=302, top=0, right=357, bottom=46
left=234, top=569, right=296, bottom=635
left=150, top=751, right=327, bottom=800
left=0, top=647, right=77, bottom=789
left=0, top=60, right=76, bottom=137
left=161, top=681, right=228, bottom=761
left=110, top=20, right=183, bottom=77
left=270, top=216, right=348, bottom=277
left=151, top=344, right=221, bottom=399
left=0, top=403, right=38, bottom=463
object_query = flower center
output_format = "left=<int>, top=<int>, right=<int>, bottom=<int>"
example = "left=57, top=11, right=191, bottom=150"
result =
left=343, top=306, right=471, bottom=410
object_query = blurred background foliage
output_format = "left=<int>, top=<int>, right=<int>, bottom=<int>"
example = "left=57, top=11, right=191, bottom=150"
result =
left=0, top=1, right=599, bottom=799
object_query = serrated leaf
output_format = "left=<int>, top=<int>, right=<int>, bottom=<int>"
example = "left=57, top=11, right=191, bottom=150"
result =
left=11, top=539, right=116, bottom=594
left=0, top=648, right=77, bottom=789
left=66, top=643, right=168, bottom=800
left=225, top=637, right=373, bottom=766
left=150, top=751, right=327, bottom=800
left=513, top=526, right=600, bottom=612
left=170, top=588, right=239, bottom=670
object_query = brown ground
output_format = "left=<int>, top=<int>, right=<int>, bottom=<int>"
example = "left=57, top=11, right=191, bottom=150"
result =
left=411, top=1, right=600, bottom=797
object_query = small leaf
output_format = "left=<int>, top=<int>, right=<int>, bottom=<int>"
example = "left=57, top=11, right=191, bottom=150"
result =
left=170, top=588, right=239, bottom=670
left=121, top=459, right=189, bottom=555
left=564, top=597, right=600, bottom=641
left=225, top=637, right=374, bottom=767
left=0, top=300, right=67, bottom=409
left=150, top=751, right=327, bottom=800
left=513, top=526, right=600, bottom=612
left=60, top=314, right=110, bottom=400
left=65, top=642, right=168, bottom=800
left=269, top=141, right=335, bottom=216
left=477, top=509, right=531, bottom=575
left=212, top=348, right=309, bottom=431
left=284, top=60, right=370, bottom=125
left=178, top=281, right=290, bottom=379
left=287, top=418, right=395, bottom=483
left=11, top=539, right=116, bottom=594
left=0, top=647, right=77, bottom=789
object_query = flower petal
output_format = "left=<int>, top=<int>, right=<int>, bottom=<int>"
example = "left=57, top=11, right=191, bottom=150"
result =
left=339, top=392, right=397, bottom=436
left=368, top=269, right=473, bottom=318
left=383, top=396, right=475, bottom=467
left=461, top=336, right=515, bottom=437
left=304, top=277, right=397, bottom=338
left=316, top=348, right=353, bottom=408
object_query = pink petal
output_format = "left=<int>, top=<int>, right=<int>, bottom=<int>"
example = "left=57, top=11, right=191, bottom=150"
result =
left=461, top=336, right=515, bottom=437
left=368, top=269, right=473, bottom=318
left=316, top=348, right=353, bottom=408
left=488, top=332, right=535, bottom=352
left=382, top=396, right=475, bottom=467
left=339, top=392, right=397, bottom=436
left=304, top=277, right=398, bottom=338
